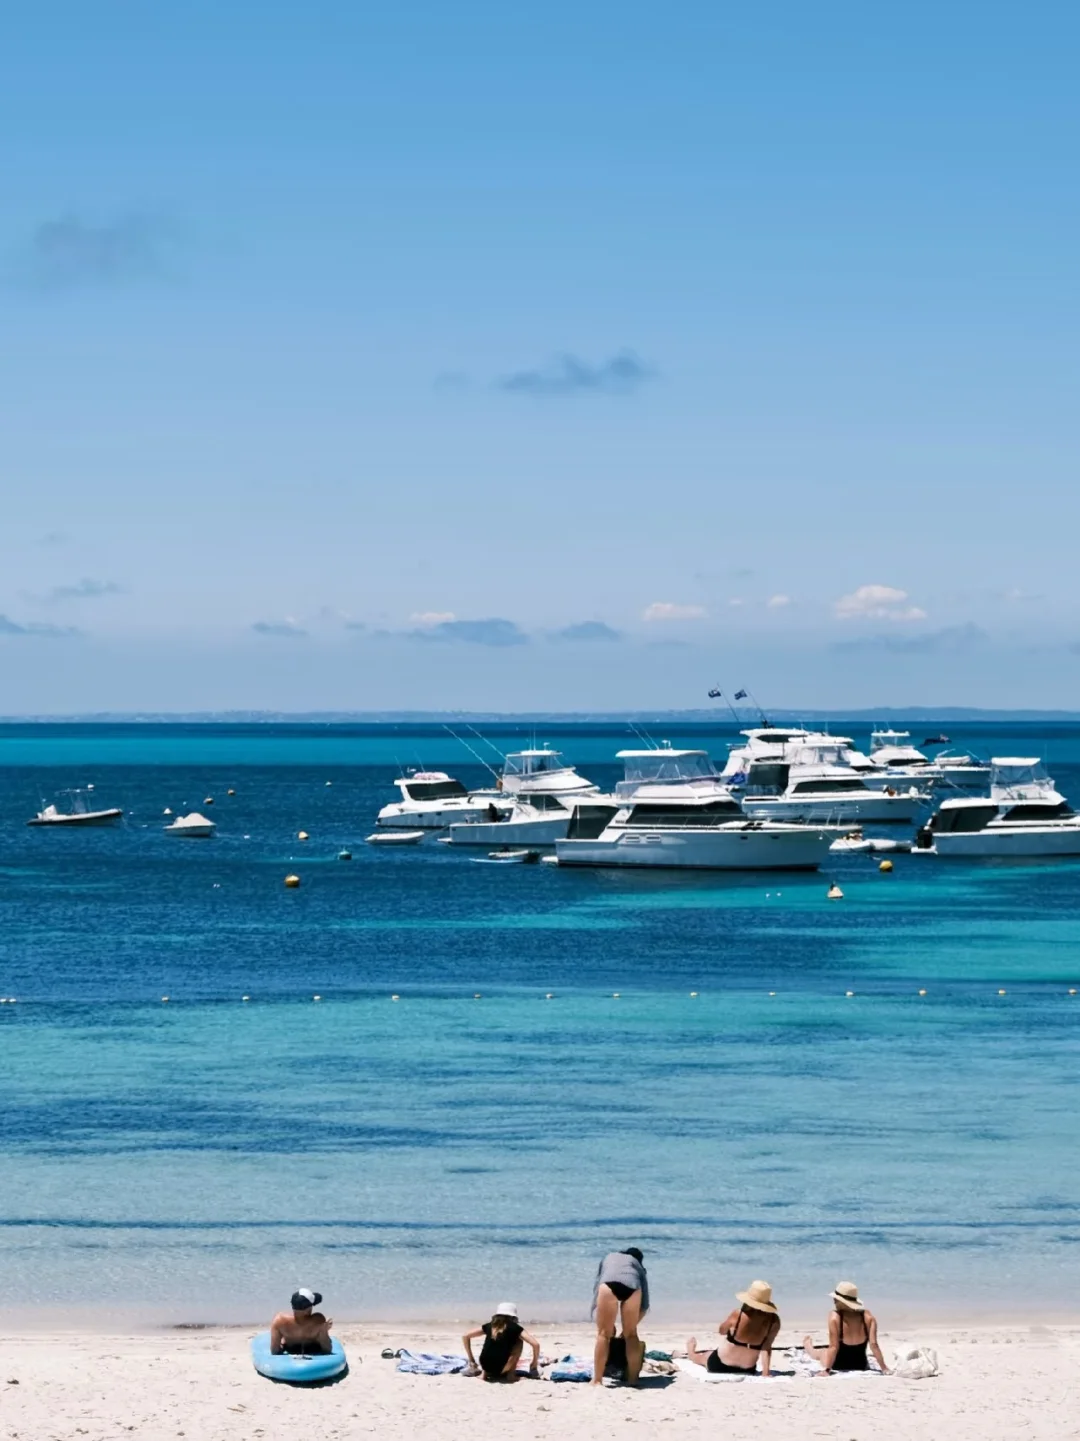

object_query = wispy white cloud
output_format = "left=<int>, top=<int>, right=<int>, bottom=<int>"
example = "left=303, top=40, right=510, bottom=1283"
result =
left=834, top=584, right=927, bottom=623
left=727, top=597, right=745, bottom=608
left=0, top=614, right=80, bottom=637
left=251, top=618, right=307, bottom=638
left=643, top=601, right=707, bottom=622
left=766, top=593, right=791, bottom=608
left=499, top=351, right=654, bottom=397
left=410, top=611, right=456, bottom=626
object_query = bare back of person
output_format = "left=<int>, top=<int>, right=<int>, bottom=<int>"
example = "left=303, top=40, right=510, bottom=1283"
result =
left=270, top=1289, right=333, bottom=1355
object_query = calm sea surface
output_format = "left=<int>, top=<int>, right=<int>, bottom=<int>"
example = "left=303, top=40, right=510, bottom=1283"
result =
left=1, top=722, right=1079, bottom=1322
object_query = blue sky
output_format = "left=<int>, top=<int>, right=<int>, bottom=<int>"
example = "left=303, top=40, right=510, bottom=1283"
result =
left=3, top=1, right=1079, bottom=712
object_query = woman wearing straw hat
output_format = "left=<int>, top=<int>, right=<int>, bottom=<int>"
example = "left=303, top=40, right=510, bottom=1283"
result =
left=803, top=1282, right=889, bottom=1374
left=686, top=1280, right=781, bottom=1376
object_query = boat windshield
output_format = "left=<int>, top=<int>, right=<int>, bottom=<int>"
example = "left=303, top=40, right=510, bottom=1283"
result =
left=504, top=752, right=567, bottom=777
left=624, top=799, right=743, bottom=827
left=619, top=751, right=717, bottom=784
left=403, top=779, right=467, bottom=801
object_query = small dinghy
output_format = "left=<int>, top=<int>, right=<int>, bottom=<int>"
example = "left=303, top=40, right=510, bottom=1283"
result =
left=164, top=812, right=216, bottom=838
left=473, top=848, right=541, bottom=864
left=830, top=830, right=906, bottom=854
left=250, top=1331, right=347, bottom=1384
left=366, top=830, right=425, bottom=845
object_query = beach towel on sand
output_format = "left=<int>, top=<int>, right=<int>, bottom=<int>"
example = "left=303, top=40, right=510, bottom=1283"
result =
left=549, top=1356, right=593, bottom=1382
left=396, top=1350, right=469, bottom=1375
left=676, top=1348, right=879, bottom=1382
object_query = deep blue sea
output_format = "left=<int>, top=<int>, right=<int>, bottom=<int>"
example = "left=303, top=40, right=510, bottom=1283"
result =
left=1, top=722, right=1079, bottom=1323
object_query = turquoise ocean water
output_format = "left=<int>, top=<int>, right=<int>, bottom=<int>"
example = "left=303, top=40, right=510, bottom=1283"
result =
left=1, top=722, right=1078, bottom=1322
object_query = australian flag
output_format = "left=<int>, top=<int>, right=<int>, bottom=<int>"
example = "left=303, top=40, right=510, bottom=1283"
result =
left=707, top=688, right=722, bottom=698
left=734, top=689, right=748, bottom=700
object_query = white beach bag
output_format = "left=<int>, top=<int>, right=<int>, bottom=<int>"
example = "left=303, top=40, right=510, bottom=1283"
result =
left=891, top=1346, right=939, bottom=1380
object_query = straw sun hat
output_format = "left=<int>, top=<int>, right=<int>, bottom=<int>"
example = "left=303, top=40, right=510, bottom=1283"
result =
left=735, top=1280, right=778, bottom=1314
left=831, top=1282, right=865, bottom=1311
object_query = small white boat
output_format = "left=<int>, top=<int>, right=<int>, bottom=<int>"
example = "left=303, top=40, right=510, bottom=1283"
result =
left=164, top=812, right=216, bottom=838
left=366, top=829, right=425, bottom=845
left=472, top=848, right=542, bottom=864
left=376, top=770, right=508, bottom=829
left=28, top=790, right=123, bottom=827
left=829, top=830, right=908, bottom=853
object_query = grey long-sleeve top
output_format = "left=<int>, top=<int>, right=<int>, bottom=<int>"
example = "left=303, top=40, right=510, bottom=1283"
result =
left=592, top=1251, right=649, bottom=1317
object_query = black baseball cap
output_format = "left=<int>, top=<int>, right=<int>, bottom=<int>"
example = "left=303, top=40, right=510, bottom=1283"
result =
left=291, top=1288, right=323, bottom=1310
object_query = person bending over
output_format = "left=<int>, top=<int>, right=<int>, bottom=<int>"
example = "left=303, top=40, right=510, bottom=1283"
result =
left=803, top=1281, right=889, bottom=1374
left=592, top=1247, right=648, bottom=1386
left=686, top=1279, right=780, bottom=1376
left=463, top=1302, right=540, bottom=1381
left=270, top=1288, right=333, bottom=1355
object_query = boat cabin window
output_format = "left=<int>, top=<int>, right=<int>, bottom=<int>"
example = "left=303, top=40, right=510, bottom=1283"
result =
left=504, top=753, right=565, bottom=777
left=566, top=804, right=620, bottom=840
left=999, top=801, right=1075, bottom=822
left=930, top=804, right=998, bottom=833
left=403, top=779, right=467, bottom=801
left=743, top=763, right=789, bottom=793
left=790, top=778, right=870, bottom=795
left=521, top=793, right=569, bottom=812
left=624, top=800, right=743, bottom=828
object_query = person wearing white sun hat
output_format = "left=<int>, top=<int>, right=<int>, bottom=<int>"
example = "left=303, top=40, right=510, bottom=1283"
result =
left=686, top=1279, right=781, bottom=1376
left=462, top=1302, right=541, bottom=1381
left=269, top=1288, right=333, bottom=1355
left=803, top=1282, right=890, bottom=1374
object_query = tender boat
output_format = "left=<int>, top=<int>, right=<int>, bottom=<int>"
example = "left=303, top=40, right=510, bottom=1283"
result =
left=829, top=829, right=909, bottom=853
left=914, top=758, right=1080, bottom=857
left=366, top=829, right=425, bottom=845
left=28, top=789, right=123, bottom=827
left=555, top=748, right=837, bottom=870
left=376, top=770, right=508, bottom=829
left=472, top=848, right=542, bottom=864
left=930, top=749, right=992, bottom=791
left=164, top=812, right=216, bottom=837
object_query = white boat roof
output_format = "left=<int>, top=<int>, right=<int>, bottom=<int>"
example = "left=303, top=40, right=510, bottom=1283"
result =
left=991, top=757, right=1041, bottom=767
left=616, top=748, right=708, bottom=759
left=740, top=728, right=809, bottom=740
left=507, top=749, right=562, bottom=757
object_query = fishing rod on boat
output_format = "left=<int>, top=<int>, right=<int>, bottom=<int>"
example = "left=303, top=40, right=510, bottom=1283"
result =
left=463, top=724, right=507, bottom=765
left=737, top=688, right=770, bottom=727
left=442, top=725, right=503, bottom=782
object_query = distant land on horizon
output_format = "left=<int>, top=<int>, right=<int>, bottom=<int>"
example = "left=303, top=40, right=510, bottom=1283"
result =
left=2, top=708, right=1080, bottom=725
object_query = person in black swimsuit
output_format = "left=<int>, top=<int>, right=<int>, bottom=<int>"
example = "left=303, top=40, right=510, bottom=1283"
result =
left=462, top=1302, right=541, bottom=1381
left=803, top=1281, right=890, bottom=1374
left=686, top=1279, right=780, bottom=1377
left=592, top=1248, right=649, bottom=1386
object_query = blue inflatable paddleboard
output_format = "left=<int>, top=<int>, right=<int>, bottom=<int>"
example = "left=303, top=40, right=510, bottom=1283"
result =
left=250, top=1331, right=348, bottom=1383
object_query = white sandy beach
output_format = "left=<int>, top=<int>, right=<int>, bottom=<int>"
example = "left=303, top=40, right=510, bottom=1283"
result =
left=2, top=1321, right=1078, bottom=1441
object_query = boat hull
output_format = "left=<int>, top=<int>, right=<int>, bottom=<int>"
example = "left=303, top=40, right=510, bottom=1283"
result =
left=447, top=815, right=571, bottom=846
left=741, top=794, right=924, bottom=823
left=377, top=801, right=507, bottom=829
left=28, top=808, right=123, bottom=827
left=555, top=826, right=834, bottom=870
left=934, top=826, right=1080, bottom=857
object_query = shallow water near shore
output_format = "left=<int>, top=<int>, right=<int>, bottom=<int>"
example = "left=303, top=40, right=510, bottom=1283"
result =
left=1, top=721, right=1079, bottom=1321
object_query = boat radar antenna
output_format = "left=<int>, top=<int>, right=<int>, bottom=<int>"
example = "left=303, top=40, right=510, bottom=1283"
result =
left=707, top=688, right=744, bottom=728
left=443, top=725, right=503, bottom=782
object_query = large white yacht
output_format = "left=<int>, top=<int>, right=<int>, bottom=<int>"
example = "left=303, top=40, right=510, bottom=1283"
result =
left=739, top=759, right=926, bottom=823
left=376, top=770, right=509, bottom=829
left=444, top=749, right=599, bottom=845
left=554, top=748, right=837, bottom=870
left=914, top=758, right=1080, bottom=856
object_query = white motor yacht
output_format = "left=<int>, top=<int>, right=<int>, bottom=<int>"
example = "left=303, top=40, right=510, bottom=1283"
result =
left=930, top=749, right=992, bottom=791
left=376, top=770, right=510, bottom=829
left=444, top=749, right=599, bottom=845
left=554, top=747, right=837, bottom=870
left=740, top=760, right=926, bottom=823
left=914, top=758, right=1080, bottom=856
